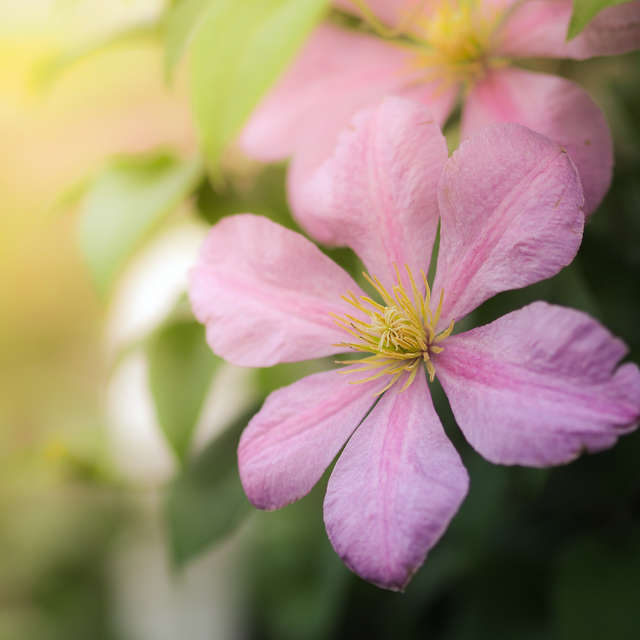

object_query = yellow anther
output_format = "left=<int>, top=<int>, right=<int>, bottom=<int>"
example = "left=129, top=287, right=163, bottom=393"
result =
left=425, top=359, right=436, bottom=382
left=333, top=265, right=455, bottom=394
left=435, top=318, right=455, bottom=343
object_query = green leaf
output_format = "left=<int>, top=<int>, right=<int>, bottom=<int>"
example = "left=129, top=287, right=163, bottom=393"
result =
left=553, top=532, right=640, bottom=639
left=195, top=163, right=297, bottom=228
left=34, top=19, right=161, bottom=89
left=567, top=0, right=631, bottom=39
left=46, top=172, right=95, bottom=219
left=165, top=407, right=258, bottom=567
left=190, top=0, right=329, bottom=174
left=248, top=483, right=350, bottom=640
left=147, top=319, right=219, bottom=462
left=164, top=0, right=212, bottom=80
left=77, top=151, right=203, bottom=294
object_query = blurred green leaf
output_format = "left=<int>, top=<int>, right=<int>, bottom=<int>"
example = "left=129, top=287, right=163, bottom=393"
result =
left=46, top=172, right=95, bottom=219
left=190, top=0, right=329, bottom=175
left=77, top=151, right=203, bottom=294
left=147, top=320, right=218, bottom=462
left=165, top=407, right=257, bottom=567
left=195, top=164, right=292, bottom=227
left=164, top=0, right=211, bottom=79
left=568, top=0, right=631, bottom=39
left=248, top=478, right=350, bottom=640
left=35, top=19, right=161, bottom=89
left=553, top=532, right=640, bottom=639
left=256, top=360, right=328, bottom=397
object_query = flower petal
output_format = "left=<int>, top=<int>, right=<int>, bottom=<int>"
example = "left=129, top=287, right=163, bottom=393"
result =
left=324, top=368, right=469, bottom=590
left=463, top=68, right=612, bottom=215
left=496, top=0, right=640, bottom=59
left=435, top=302, right=640, bottom=466
left=238, top=23, right=441, bottom=162
left=290, top=97, right=449, bottom=291
left=189, top=214, right=365, bottom=367
left=239, top=369, right=383, bottom=510
left=432, top=123, right=584, bottom=327
left=288, top=81, right=456, bottom=243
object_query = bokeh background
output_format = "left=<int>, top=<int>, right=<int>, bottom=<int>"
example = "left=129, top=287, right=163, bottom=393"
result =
left=1, top=1, right=639, bottom=639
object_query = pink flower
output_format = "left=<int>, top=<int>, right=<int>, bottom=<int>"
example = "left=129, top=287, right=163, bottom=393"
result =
left=240, top=0, right=640, bottom=218
left=191, top=99, right=640, bottom=590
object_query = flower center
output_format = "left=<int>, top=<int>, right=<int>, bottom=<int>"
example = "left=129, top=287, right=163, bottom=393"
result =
left=332, top=265, right=455, bottom=395
left=349, top=0, right=503, bottom=86
left=411, top=0, right=501, bottom=86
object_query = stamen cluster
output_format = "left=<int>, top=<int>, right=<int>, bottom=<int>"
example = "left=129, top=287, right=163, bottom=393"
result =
left=423, top=2, right=486, bottom=58
left=415, top=0, right=498, bottom=84
left=352, top=0, right=501, bottom=86
left=332, top=265, right=454, bottom=394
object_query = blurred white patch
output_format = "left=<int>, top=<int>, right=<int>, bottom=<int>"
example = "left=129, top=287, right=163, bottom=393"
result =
left=107, top=352, right=175, bottom=483
left=106, top=221, right=207, bottom=354
left=110, top=499, right=247, bottom=640
left=193, top=363, right=256, bottom=450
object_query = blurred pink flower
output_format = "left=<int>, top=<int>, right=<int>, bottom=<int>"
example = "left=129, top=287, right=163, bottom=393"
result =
left=192, top=99, right=640, bottom=590
left=240, top=0, right=640, bottom=217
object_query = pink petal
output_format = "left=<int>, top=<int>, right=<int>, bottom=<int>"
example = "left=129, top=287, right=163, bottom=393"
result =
left=287, top=82, right=456, bottom=239
left=435, top=302, right=640, bottom=466
left=239, top=23, right=441, bottom=162
left=324, top=368, right=469, bottom=590
left=432, top=123, right=584, bottom=327
left=496, top=0, right=640, bottom=59
left=463, top=68, right=612, bottom=216
left=239, top=369, right=384, bottom=510
left=290, top=97, right=449, bottom=291
left=189, top=214, right=366, bottom=367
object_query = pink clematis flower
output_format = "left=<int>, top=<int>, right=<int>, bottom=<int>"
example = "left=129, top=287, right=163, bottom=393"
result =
left=191, top=98, right=640, bottom=590
left=240, top=0, right=640, bottom=219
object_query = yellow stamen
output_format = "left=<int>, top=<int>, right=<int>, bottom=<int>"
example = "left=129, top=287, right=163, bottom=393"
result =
left=347, top=0, right=514, bottom=91
left=412, top=0, right=502, bottom=86
left=348, top=0, right=505, bottom=89
left=333, top=264, right=455, bottom=394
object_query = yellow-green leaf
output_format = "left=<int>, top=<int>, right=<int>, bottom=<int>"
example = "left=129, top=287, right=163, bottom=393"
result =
left=568, top=0, right=632, bottom=39
left=165, top=407, right=258, bottom=567
left=189, top=0, right=329, bottom=175
left=77, top=151, right=203, bottom=294
left=147, top=319, right=219, bottom=463
left=164, top=0, right=212, bottom=80
left=35, top=19, right=161, bottom=89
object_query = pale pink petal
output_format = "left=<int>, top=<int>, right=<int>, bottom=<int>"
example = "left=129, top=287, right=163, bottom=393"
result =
left=290, top=97, right=448, bottom=291
left=432, top=123, right=584, bottom=327
left=239, top=23, right=454, bottom=162
left=324, top=368, right=469, bottom=590
left=189, top=214, right=366, bottom=367
left=435, top=302, right=640, bottom=466
left=239, top=369, right=384, bottom=510
left=287, top=81, right=457, bottom=232
left=496, top=0, right=640, bottom=59
left=462, top=68, right=612, bottom=215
